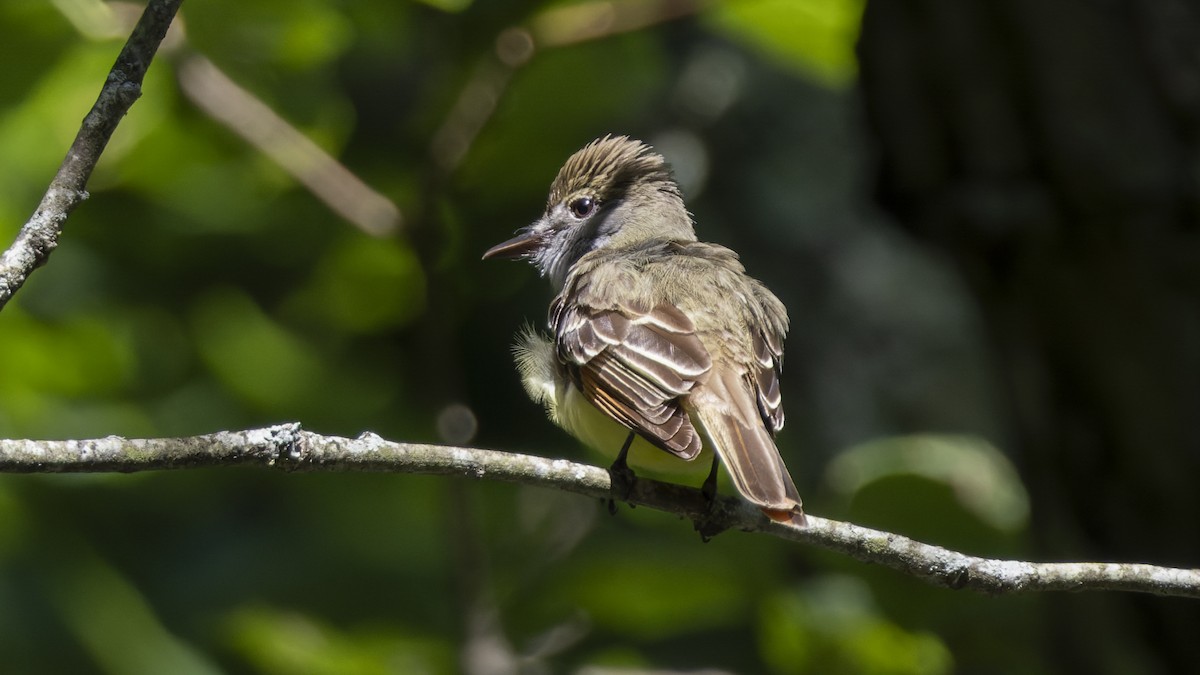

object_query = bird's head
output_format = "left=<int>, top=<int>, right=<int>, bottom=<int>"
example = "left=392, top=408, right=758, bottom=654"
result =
left=483, top=135, right=695, bottom=288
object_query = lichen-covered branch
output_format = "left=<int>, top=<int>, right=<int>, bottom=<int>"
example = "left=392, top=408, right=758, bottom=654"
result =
left=1, top=423, right=1196, bottom=599
left=0, top=0, right=184, bottom=311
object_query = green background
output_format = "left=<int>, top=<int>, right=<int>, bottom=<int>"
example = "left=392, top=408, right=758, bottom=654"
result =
left=0, top=1, right=1192, bottom=673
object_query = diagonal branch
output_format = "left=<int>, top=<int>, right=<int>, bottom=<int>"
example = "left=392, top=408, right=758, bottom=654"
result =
left=0, top=0, right=184, bottom=311
left=175, top=55, right=402, bottom=237
left=1, top=423, right=1196, bottom=599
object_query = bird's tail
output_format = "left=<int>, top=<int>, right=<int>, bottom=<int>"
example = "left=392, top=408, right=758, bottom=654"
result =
left=690, top=366, right=806, bottom=526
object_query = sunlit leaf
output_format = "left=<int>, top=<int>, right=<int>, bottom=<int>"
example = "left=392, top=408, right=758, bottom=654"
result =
left=190, top=289, right=324, bottom=412
left=825, top=434, right=1030, bottom=532
left=459, top=34, right=667, bottom=201
left=274, top=6, right=355, bottom=70
left=705, top=0, right=864, bottom=87
left=0, top=43, right=117, bottom=195
left=224, top=606, right=453, bottom=675
left=412, top=0, right=474, bottom=12
left=285, top=234, right=427, bottom=333
left=547, top=552, right=748, bottom=639
left=51, top=553, right=222, bottom=675
left=0, top=307, right=132, bottom=399
left=760, top=576, right=953, bottom=675
left=186, top=0, right=353, bottom=71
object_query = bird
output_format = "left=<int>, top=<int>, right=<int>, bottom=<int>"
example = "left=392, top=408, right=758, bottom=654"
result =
left=483, top=135, right=805, bottom=526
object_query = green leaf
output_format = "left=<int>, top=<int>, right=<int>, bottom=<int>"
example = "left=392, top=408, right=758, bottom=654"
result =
left=224, top=606, right=453, bottom=675
left=546, top=552, right=749, bottom=640
left=186, top=0, right=353, bottom=71
left=0, top=307, right=132, bottom=398
left=52, top=553, right=222, bottom=675
left=190, top=289, right=324, bottom=412
left=760, top=576, right=953, bottom=675
left=284, top=234, right=427, bottom=334
left=706, top=0, right=865, bottom=87
left=459, top=34, right=667, bottom=201
left=0, top=42, right=120, bottom=199
left=825, top=434, right=1030, bottom=533
left=411, top=0, right=474, bottom=12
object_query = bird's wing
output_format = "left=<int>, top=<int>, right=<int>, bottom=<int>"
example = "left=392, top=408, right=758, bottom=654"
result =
left=687, top=362, right=804, bottom=519
left=551, top=295, right=711, bottom=459
left=752, top=328, right=785, bottom=434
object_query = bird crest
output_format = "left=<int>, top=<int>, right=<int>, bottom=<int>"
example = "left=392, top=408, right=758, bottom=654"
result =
left=547, top=135, right=678, bottom=207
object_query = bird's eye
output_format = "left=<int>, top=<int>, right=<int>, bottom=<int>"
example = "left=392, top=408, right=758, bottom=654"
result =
left=568, top=197, right=595, bottom=218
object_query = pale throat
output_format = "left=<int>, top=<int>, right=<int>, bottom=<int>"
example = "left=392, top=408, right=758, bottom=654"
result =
left=537, top=184, right=693, bottom=290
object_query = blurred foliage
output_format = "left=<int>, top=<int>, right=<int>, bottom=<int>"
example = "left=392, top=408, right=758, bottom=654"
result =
left=759, top=576, right=952, bottom=675
left=827, top=434, right=1029, bottom=533
left=0, top=0, right=1067, bottom=673
left=706, top=0, right=864, bottom=87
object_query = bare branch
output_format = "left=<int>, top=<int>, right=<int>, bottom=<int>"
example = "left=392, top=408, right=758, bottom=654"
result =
left=1, top=423, right=1196, bottom=599
left=0, top=0, right=184, bottom=311
left=529, top=0, right=707, bottom=49
left=177, top=55, right=401, bottom=237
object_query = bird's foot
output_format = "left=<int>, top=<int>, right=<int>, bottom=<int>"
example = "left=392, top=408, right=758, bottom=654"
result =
left=606, top=432, right=638, bottom=515
left=700, top=456, right=719, bottom=505
left=692, top=509, right=729, bottom=542
left=607, top=461, right=637, bottom=515
left=693, top=457, right=726, bottom=541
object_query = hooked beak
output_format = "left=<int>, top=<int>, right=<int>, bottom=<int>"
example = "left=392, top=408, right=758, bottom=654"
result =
left=482, top=226, right=545, bottom=261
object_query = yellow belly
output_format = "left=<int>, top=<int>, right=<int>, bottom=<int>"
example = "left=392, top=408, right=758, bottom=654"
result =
left=512, top=327, right=716, bottom=486
left=556, top=384, right=714, bottom=484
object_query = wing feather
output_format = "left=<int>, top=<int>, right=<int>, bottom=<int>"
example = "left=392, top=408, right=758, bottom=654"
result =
left=553, top=297, right=711, bottom=460
left=752, top=331, right=785, bottom=434
left=688, top=364, right=803, bottom=518
left=541, top=242, right=800, bottom=521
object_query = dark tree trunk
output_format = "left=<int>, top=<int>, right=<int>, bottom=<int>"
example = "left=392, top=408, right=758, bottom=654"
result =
left=858, top=0, right=1200, bottom=671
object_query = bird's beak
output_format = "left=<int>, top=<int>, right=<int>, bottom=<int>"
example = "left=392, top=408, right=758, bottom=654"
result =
left=482, top=226, right=545, bottom=261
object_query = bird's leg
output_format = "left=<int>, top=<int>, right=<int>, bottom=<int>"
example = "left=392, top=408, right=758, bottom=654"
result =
left=700, top=455, right=720, bottom=503
left=607, top=432, right=638, bottom=514
left=694, top=456, right=727, bottom=541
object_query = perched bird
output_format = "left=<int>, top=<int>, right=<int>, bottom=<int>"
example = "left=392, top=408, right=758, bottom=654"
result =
left=484, top=135, right=805, bottom=525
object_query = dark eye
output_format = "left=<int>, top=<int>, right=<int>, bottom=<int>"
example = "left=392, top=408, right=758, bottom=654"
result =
left=568, top=197, right=595, bottom=218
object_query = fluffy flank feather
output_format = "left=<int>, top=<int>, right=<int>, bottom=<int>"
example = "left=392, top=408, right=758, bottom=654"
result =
left=512, top=324, right=560, bottom=418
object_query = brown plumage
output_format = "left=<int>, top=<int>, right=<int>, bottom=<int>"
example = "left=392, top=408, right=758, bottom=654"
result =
left=485, top=135, right=805, bottom=525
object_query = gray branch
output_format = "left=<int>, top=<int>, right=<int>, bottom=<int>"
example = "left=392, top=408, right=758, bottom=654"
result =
left=1, top=423, right=1196, bottom=599
left=0, top=0, right=184, bottom=311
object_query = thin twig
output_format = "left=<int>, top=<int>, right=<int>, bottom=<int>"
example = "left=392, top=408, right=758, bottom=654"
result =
left=0, top=0, right=184, bottom=311
left=0, top=423, right=1196, bottom=599
left=176, top=55, right=401, bottom=236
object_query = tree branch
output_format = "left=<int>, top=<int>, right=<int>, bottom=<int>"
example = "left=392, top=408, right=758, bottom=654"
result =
left=1, top=423, right=1196, bottom=599
left=176, top=55, right=401, bottom=237
left=0, top=0, right=183, bottom=311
